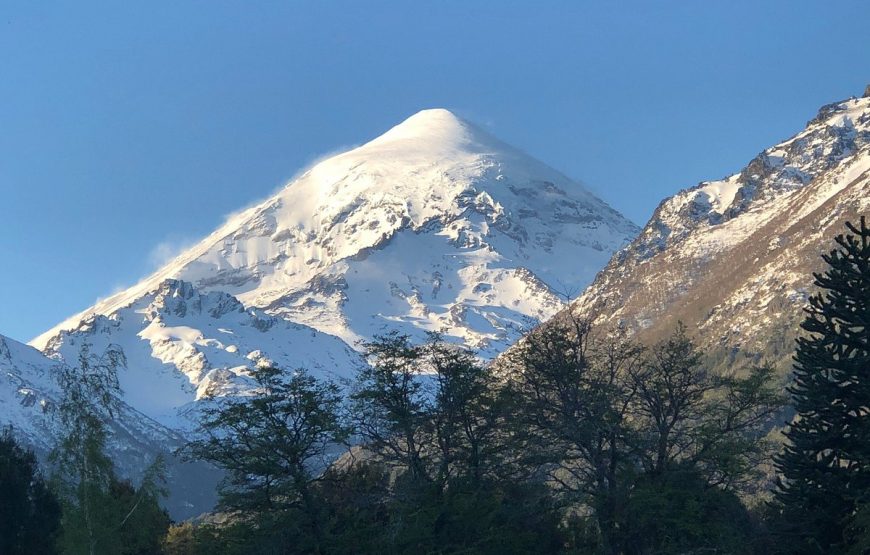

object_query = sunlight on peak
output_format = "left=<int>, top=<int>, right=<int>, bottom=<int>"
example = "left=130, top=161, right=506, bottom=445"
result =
left=366, top=108, right=476, bottom=148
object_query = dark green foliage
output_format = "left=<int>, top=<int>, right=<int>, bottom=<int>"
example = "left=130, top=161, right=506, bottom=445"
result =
left=629, top=323, right=784, bottom=489
left=334, top=334, right=568, bottom=553
left=110, top=474, right=172, bottom=555
left=183, top=366, right=348, bottom=554
left=502, top=316, right=782, bottom=553
left=317, top=462, right=393, bottom=553
left=176, top=336, right=569, bottom=553
left=425, top=337, right=505, bottom=489
left=176, top=322, right=786, bottom=553
left=51, top=342, right=126, bottom=555
left=0, top=427, right=62, bottom=554
left=772, top=217, right=870, bottom=554
left=351, top=333, right=431, bottom=485
left=385, top=479, right=565, bottom=555
left=844, top=502, right=870, bottom=554
left=621, top=466, right=755, bottom=555
left=501, top=316, right=641, bottom=552
left=315, top=462, right=566, bottom=554
left=59, top=470, right=170, bottom=555
left=351, top=333, right=508, bottom=491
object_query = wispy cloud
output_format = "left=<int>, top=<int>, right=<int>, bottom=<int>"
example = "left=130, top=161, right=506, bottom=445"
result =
left=147, top=236, right=198, bottom=270
left=140, top=147, right=358, bottom=269
left=217, top=144, right=360, bottom=223
left=92, top=282, right=133, bottom=306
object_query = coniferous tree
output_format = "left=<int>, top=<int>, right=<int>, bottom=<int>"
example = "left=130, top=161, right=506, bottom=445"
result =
left=0, top=427, right=62, bottom=554
left=772, top=217, right=870, bottom=553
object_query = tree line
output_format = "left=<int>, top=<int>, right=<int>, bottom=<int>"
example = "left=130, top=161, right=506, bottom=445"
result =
left=1, top=217, right=868, bottom=554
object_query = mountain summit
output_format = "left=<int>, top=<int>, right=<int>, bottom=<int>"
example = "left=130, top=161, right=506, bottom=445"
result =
left=35, top=109, right=638, bottom=357
left=364, top=108, right=492, bottom=146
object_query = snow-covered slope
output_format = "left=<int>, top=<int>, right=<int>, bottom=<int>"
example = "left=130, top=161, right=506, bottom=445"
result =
left=34, top=109, right=638, bottom=359
left=2, top=332, right=183, bottom=462
left=567, top=92, right=870, bottom=370
left=0, top=333, right=218, bottom=519
left=41, top=279, right=364, bottom=431
left=0, top=333, right=62, bottom=453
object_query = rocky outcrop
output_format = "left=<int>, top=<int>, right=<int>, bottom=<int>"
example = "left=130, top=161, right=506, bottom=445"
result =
left=566, top=93, right=870, bottom=374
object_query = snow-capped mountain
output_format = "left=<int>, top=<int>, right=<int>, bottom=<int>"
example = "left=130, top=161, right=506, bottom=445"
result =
left=1, top=333, right=64, bottom=453
left=2, top=332, right=183, bottom=466
left=0, top=110, right=638, bottom=518
left=27, top=108, right=638, bottom=421
left=34, top=109, right=638, bottom=360
left=8, top=108, right=636, bottom=516
left=567, top=91, right=870, bottom=371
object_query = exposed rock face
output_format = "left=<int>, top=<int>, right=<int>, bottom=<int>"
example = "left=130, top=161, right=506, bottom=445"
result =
left=566, top=94, right=870, bottom=372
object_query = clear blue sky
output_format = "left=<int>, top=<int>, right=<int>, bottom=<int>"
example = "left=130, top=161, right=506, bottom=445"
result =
left=1, top=1, right=869, bottom=343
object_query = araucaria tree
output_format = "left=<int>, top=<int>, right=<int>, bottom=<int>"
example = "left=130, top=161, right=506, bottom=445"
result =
left=772, top=217, right=870, bottom=553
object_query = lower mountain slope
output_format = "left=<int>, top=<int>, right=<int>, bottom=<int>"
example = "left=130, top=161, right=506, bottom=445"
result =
left=567, top=92, right=870, bottom=372
left=0, top=332, right=218, bottom=520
